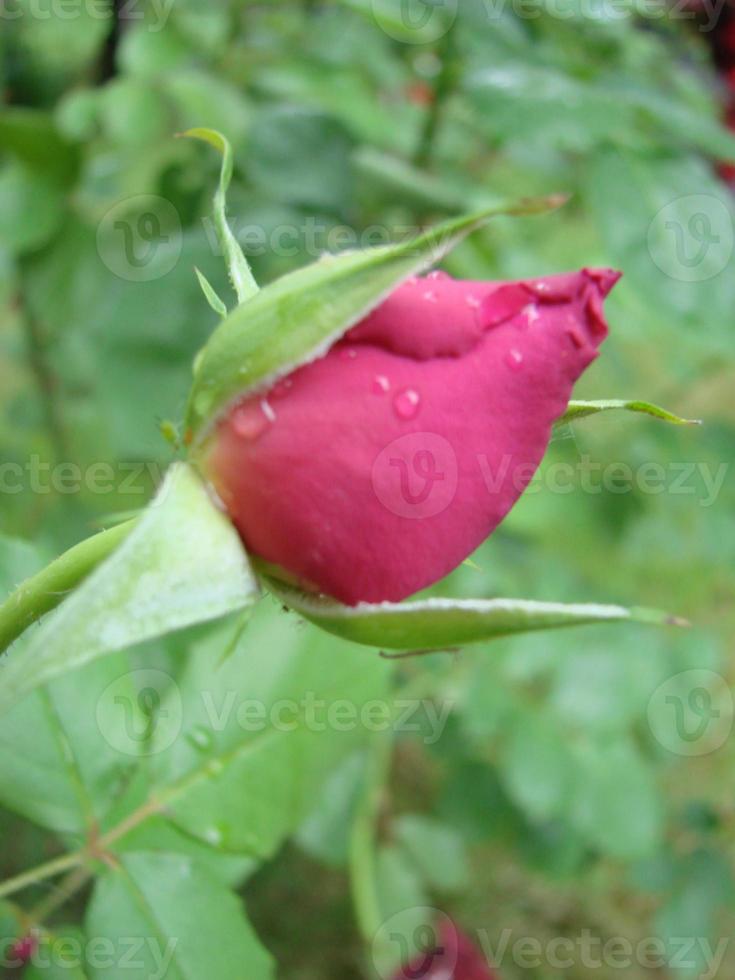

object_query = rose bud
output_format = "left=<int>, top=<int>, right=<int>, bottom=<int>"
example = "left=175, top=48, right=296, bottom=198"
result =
left=204, top=267, right=620, bottom=605
left=390, top=922, right=498, bottom=979
left=9, top=933, right=37, bottom=966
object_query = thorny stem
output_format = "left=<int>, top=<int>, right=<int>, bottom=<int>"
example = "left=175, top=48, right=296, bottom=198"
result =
left=0, top=795, right=165, bottom=908
left=0, top=852, right=84, bottom=904
left=25, top=866, right=93, bottom=928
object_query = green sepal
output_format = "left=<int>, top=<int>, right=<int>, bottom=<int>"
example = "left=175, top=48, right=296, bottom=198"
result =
left=185, top=193, right=567, bottom=443
left=180, top=127, right=259, bottom=305
left=0, top=464, right=259, bottom=715
left=263, top=577, right=686, bottom=651
left=557, top=399, right=700, bottom=427
left=195, top=266, right=228, bottom=318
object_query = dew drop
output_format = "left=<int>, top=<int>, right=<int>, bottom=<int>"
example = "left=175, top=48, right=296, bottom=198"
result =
left=427, top=269, right=449, bottom=281
left=372, top=374, right=390, bottom=395
left=422, top=290, right=438, bottom=303
left=231, top=404, right=267, bottom=441
left=505, top=348, right=524, bottom=371
left=393, top=388, right=421, bottom=419
left=186, top=725, right=214, bottom=753
left=522, top=303, right=540, bottom=324
left=525, top=279, right=573, bottom=303
left=339, top=347, right=359, bottom=360
left=260, top=398, right=277, bottom=423
left=271, top=378, right=293, bottom=398
left=194, top=391, right=213, bottom=418
left=466, top=294, right=481, bottom=309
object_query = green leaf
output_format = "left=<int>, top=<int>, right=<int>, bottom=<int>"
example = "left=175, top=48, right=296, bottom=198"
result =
left=185, top=194, right=566, bottom=441
left=585, top=148, right=735, bottom=337
left=557, top=399, right=700, bottom=427
left=22, top=219, right=230, bottom=461
left=0, top=107, right=79, bottom=185
left=264, top=577, right=685, bottom=651
left=0, top=655, right=143, bottom=833
left=0, top=540, right=140, bottom=836
left=655, top=849, right=735, bottom=978
left=296, top=751, right=368, bottom=867
left=143, top=604, right=391, bottom=857
left=498, top=713, right=572, bottom=822
left=85, top=852, right=274, bottom=980
left=246, top=105, right=354, bottom=212
left=181, top=128, right=259, bottom=305
left=570, top=739, right=664, bottom=859
left=0, top=464, right=259, bottom=714
left=0, top=160, right=66, bottom=255
left=342, top=0, right=454, bottom=44
left=393, top=815, right=470, bottom=892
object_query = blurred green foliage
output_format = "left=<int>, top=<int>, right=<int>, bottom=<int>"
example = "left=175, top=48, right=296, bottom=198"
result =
left=1, top=1, right=734, bottom=978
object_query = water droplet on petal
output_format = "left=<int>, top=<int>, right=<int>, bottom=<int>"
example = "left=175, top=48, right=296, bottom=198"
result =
left=232, top=404, right=267, bottom=441
left=466, top=294, right=481, bottom=309
left=422, top=290, right=438, bottom=303
left=393, top=388, right=421, bottom=419
left=260, top=398, right=277, bottom=423
left=522, top=303, right=540, bottom=324
left=525, top=279, right=573, bottom=303
left=372, top=374, right=391, bottom=394
left=271, top=378, right=293, bottom=398
left=339, top=347, right=358, bottom=360
left=427, top=269, right=449, bottom=281
left=505, top=348, right=524, bottom=371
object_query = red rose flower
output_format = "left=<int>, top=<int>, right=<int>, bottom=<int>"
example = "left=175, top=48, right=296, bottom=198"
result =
left=391, top=923, right=498, bottom=979
left=205, top=267, right=619, bottom=605
left=9, top=933, right=37, bottom=966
